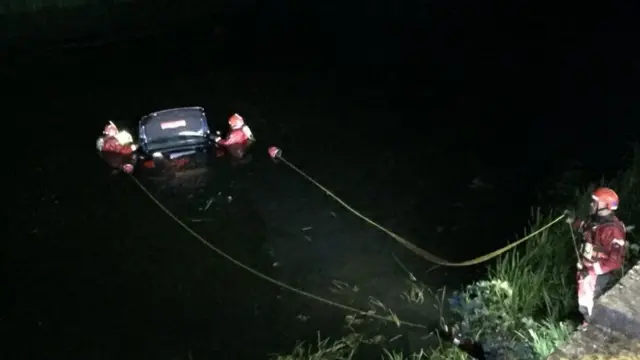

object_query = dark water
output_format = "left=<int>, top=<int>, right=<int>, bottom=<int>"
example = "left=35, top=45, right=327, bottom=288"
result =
left=3, top=3, right=640, bottom=359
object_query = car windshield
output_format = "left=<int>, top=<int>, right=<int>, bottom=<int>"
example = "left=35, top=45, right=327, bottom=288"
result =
left=142, top=108, right=207, bottom=144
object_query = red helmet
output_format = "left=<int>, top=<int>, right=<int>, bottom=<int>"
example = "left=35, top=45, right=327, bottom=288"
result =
left=592, top=187, right=619, bottom=210
left=228, top=113, right=244, bottom=129
left=103, top=121, right=118, bottom=136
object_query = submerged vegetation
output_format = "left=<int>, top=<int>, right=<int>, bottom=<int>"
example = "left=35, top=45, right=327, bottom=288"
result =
left=272, top=146, right=640, bottom=359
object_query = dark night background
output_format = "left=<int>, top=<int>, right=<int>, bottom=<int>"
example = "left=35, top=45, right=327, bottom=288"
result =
left=2, top=1, right=640, bottom=359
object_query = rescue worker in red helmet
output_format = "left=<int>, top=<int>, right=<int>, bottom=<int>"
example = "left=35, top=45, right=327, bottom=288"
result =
left=564, top=187, right=627, bottom=329
left=96, top=121, right=137, bottom=174
left=213, top=113, right=255, bottom=163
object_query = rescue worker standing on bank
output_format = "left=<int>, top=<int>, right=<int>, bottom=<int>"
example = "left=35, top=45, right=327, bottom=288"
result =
left=564, top=187, right=627, bottom=329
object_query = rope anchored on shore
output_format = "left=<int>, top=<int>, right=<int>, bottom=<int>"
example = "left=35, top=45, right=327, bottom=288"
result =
left=267, top=146, right=566, bottom=267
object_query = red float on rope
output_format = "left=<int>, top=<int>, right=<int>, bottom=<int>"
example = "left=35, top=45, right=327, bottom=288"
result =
left=268, top=146, right=282, bottom=159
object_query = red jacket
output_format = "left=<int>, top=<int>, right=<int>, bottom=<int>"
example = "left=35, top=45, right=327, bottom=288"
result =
left=216, top=125, right=254, bottom=158
left=572, top=215, right=627, bottom=275
left=101, top=136, right=135, bottom=155
left=98, top=136, right=136, bottom=173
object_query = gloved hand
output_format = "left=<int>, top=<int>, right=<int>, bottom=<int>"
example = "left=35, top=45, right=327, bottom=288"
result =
left=577, top=262, right=589, bottom=278
left=563, top=209, right=576, bottom=224
left=122, top=163, right=134, bottom=174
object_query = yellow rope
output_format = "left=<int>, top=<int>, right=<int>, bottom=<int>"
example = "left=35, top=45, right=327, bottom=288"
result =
left=123, top=150, right=564, bottom=330
left=128, top=175, right=429, bottom=330
left=278, top=156, right=566, bottom=267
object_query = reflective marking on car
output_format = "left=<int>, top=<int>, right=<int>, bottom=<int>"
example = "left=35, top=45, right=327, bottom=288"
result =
left=169, top=150, right=196, bottom=159
left=160, top=120, right=187, bottom=129
left=143, top=160, right=155, bottom=168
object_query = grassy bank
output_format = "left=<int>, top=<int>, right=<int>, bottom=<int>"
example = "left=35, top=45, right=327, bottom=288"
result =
left=271, top=145, right=640, bottom=360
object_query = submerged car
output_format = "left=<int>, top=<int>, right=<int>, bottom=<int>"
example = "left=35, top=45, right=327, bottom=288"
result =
left=137, top=106, right=219, bottom=172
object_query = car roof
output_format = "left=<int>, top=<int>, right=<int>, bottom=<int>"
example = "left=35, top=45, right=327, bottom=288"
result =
left=140, top=106, right=205, bottom=125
